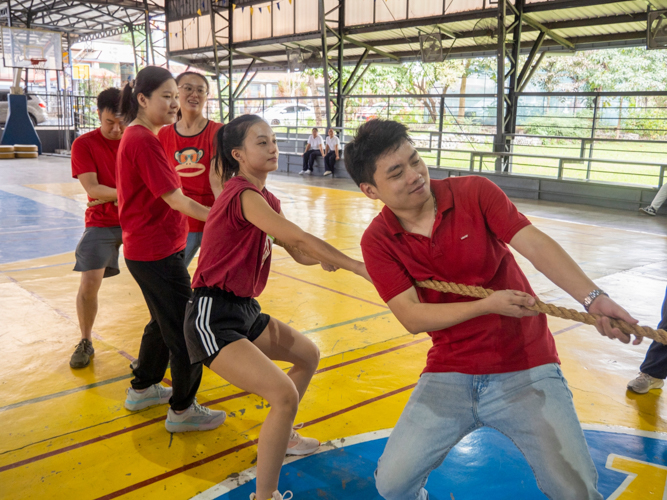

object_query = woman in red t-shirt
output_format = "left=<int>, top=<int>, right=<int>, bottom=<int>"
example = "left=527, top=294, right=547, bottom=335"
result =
left=116, top=66, right=225, bottom=433
left=158, top=71, right=223, bottom=268
left=183, top=115, right=370, bottom=500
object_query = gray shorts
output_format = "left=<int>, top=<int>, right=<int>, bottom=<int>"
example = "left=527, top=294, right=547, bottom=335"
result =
left=73, top=226, right=123, bottom=278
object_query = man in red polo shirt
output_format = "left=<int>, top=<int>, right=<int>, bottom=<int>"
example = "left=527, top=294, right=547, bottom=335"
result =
left=69, top=88, right=125, bottom=369
left=344, top=119, right=641, bottom=500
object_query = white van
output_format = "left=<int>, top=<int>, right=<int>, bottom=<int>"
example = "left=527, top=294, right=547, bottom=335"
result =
left=0, top=91, right=49, bottom=125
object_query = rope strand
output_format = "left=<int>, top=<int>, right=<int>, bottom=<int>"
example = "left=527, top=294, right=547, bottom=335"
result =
left=416, top=280, right=667, bottom=345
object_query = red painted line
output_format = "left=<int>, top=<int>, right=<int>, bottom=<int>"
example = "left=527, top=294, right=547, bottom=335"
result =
left=93, top=383, right=417, bottom=499
left=270, top=270, right=388, bottom=309
left=315, top=337, right=428, bottom=374
left=0, top=416, right=165, bottom=473
left=0, top=336, right=427, bottom=473
left=94, top=439, right=260, bottom=500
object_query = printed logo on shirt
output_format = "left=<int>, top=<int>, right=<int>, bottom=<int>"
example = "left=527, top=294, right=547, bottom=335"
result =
left=174, top=148, right=206, bottom=177
left=261, top=234, right=273, bottom=267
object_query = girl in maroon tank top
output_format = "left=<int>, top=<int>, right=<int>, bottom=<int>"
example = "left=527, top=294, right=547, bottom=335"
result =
left=183, top=115, right=370, bottom=500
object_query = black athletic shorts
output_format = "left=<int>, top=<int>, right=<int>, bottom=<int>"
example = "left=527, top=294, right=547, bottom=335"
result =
left=73, top=226, right=123, bottom=278
left=184, top=286, right=271, bottom=367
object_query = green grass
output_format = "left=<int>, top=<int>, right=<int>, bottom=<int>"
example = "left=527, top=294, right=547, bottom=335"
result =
left=423, top=139, right=666, bottom=187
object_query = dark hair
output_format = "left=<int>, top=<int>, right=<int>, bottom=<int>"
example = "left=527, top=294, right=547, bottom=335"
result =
left=312, top=127, right=318, bottom=131
left=120, top=66, right=174, bottom=123
left=175, top=71, right=209, bottom=120
left=344, top=119, right=413, bottom=186
left=97, top=87, right=121, bottom=115
left=214, top=114, right=265, bottom=184
left=175, top=71, right=209, bottom=90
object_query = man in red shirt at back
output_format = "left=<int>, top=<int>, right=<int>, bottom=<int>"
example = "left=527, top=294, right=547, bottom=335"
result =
left=69, top=88, right=124, bottom=368
left=344, top=119, right=642, bottom=500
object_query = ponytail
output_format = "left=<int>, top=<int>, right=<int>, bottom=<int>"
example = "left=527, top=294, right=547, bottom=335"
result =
left=119, top=82, right=137, bottom=123
left=119, top=66, right=175, bottom=124
left=214, top=114, right=264, bottom=184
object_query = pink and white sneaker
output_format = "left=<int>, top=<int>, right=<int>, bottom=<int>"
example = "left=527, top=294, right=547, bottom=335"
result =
left=286, top=429, right=320, bottom=456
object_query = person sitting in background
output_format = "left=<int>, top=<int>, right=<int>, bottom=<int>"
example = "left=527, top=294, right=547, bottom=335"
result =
left=639, top=183, right=666, bottom=216
left=323, top=128, right=340, bottom=177
left=300, top=127, right=324, bottom=175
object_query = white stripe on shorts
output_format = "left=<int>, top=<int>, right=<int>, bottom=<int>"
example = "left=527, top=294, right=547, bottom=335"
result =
left=196, top=297, right=213, bottom=357
left=203, top=297, right=220, bottom=352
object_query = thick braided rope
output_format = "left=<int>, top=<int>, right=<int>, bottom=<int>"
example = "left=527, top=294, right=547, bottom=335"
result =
left=416, top=280, right=667, bottom=345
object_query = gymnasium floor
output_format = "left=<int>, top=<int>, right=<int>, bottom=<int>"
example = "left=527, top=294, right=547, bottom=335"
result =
left=1, top=156, right=667, bottom=500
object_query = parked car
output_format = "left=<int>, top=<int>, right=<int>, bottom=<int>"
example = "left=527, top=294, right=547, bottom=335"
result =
left=0, top=90, right=48, bottom=125
left=262, top=103, right=315, bottom=126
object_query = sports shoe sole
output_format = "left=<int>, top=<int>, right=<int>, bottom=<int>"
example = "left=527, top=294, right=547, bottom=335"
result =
left=165, top=412, right=227, bottom=433
left=69, top=352, right=93, bottom=369
left=627, top=379, right=664, bottom=394
left=639, top=208, right=657, bottom=216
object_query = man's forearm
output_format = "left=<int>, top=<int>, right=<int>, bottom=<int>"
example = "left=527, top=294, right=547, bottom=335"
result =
left=85, top=185, right=116, bottom=200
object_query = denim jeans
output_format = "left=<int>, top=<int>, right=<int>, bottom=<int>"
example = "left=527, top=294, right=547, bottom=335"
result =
left=183, top=231, right=203, bottom=269
left=375, top=363, right=602, bottom=500
left=639, top=286, right=667, bottom=379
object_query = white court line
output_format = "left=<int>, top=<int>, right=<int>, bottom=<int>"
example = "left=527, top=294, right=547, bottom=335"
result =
left=190, top=429, right=393, bottom=500
left=0, top=185, right=85, bottom=217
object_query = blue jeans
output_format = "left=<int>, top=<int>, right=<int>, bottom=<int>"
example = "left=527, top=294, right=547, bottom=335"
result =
left=375, top=364, right=602, bottom=500
left=183, top=231, right=203, bottom=269
left=639, top=286, right=667, bottom=379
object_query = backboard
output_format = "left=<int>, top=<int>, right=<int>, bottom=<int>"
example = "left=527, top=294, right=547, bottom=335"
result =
left=1, top=26, right=63, bottom=70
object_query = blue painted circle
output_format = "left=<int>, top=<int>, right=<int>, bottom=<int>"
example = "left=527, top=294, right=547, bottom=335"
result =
left=214, top=428, right=667, bottom=499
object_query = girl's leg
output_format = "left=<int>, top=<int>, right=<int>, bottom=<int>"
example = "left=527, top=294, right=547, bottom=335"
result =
left=252, top=317, right=320, bottom=400
left=208, top=339, right=301, bottom=500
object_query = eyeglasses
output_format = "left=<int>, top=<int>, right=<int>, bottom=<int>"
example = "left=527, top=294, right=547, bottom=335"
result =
left=178, top=84, right=208, bottom=96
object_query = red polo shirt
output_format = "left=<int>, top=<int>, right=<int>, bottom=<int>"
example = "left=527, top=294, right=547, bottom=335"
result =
left=361, top=176, right=559, bottom=375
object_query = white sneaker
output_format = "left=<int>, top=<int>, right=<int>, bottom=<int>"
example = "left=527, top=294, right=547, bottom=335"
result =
left=323, top=171, right=332, bottom=176
left=304, top=170, right=312, bottom=175
left=165, top=400, right=226, bottom=432
left=124, top=384, right=172, bottom=411
left=286, top=429, right=320, bottom=456
left=639, top=205, right=657, bottom=216
left=298, top=170, right=307, bottom=175
left=627, top=372, right=664, bottom=394
left=250, top=490, right=293, bottom=500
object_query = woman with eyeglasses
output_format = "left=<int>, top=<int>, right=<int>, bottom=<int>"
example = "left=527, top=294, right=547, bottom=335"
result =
left=159, top=71, right=224, bottom=268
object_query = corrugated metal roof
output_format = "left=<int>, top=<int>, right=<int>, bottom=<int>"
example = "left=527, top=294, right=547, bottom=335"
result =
left=168, top=0, right=662, bottom=72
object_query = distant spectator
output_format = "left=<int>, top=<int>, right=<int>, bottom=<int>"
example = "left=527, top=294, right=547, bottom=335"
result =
left=323, top=128, right=339, bottom=177
left=639, top=183, right=667, bottom=216
left=300, top=127, right=324, bottom=175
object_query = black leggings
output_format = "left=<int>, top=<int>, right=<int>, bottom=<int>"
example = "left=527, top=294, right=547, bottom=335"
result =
left=324, top=151, right=336, bottom=172
left=125, top=251, right=202, bottom=411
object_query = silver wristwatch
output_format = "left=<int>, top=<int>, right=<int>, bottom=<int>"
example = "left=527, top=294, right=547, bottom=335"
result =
left=583, top=289, right=608, bottom=311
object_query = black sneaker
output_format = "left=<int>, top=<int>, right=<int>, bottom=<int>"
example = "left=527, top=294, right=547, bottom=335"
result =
left=639, top=206, right=657, bottom=216
left=70, top=339, right=94, bottom=368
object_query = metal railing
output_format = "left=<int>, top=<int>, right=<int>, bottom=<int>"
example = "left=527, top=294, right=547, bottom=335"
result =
left=229, top=92, right=667, bottom=188
left=25, top=89, right=666, bottom=188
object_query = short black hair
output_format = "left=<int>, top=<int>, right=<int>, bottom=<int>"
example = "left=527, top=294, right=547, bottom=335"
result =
left=344, top=119, right=412, bottom=186
left=97, top=87, right=121, bottom=115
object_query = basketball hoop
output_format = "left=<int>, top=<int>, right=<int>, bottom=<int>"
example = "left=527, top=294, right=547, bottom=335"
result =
left=30, top=58, right=47, bottom=69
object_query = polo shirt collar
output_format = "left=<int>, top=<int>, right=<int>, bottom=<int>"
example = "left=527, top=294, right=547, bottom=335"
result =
left=381, top=179, right=454, bottom=236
